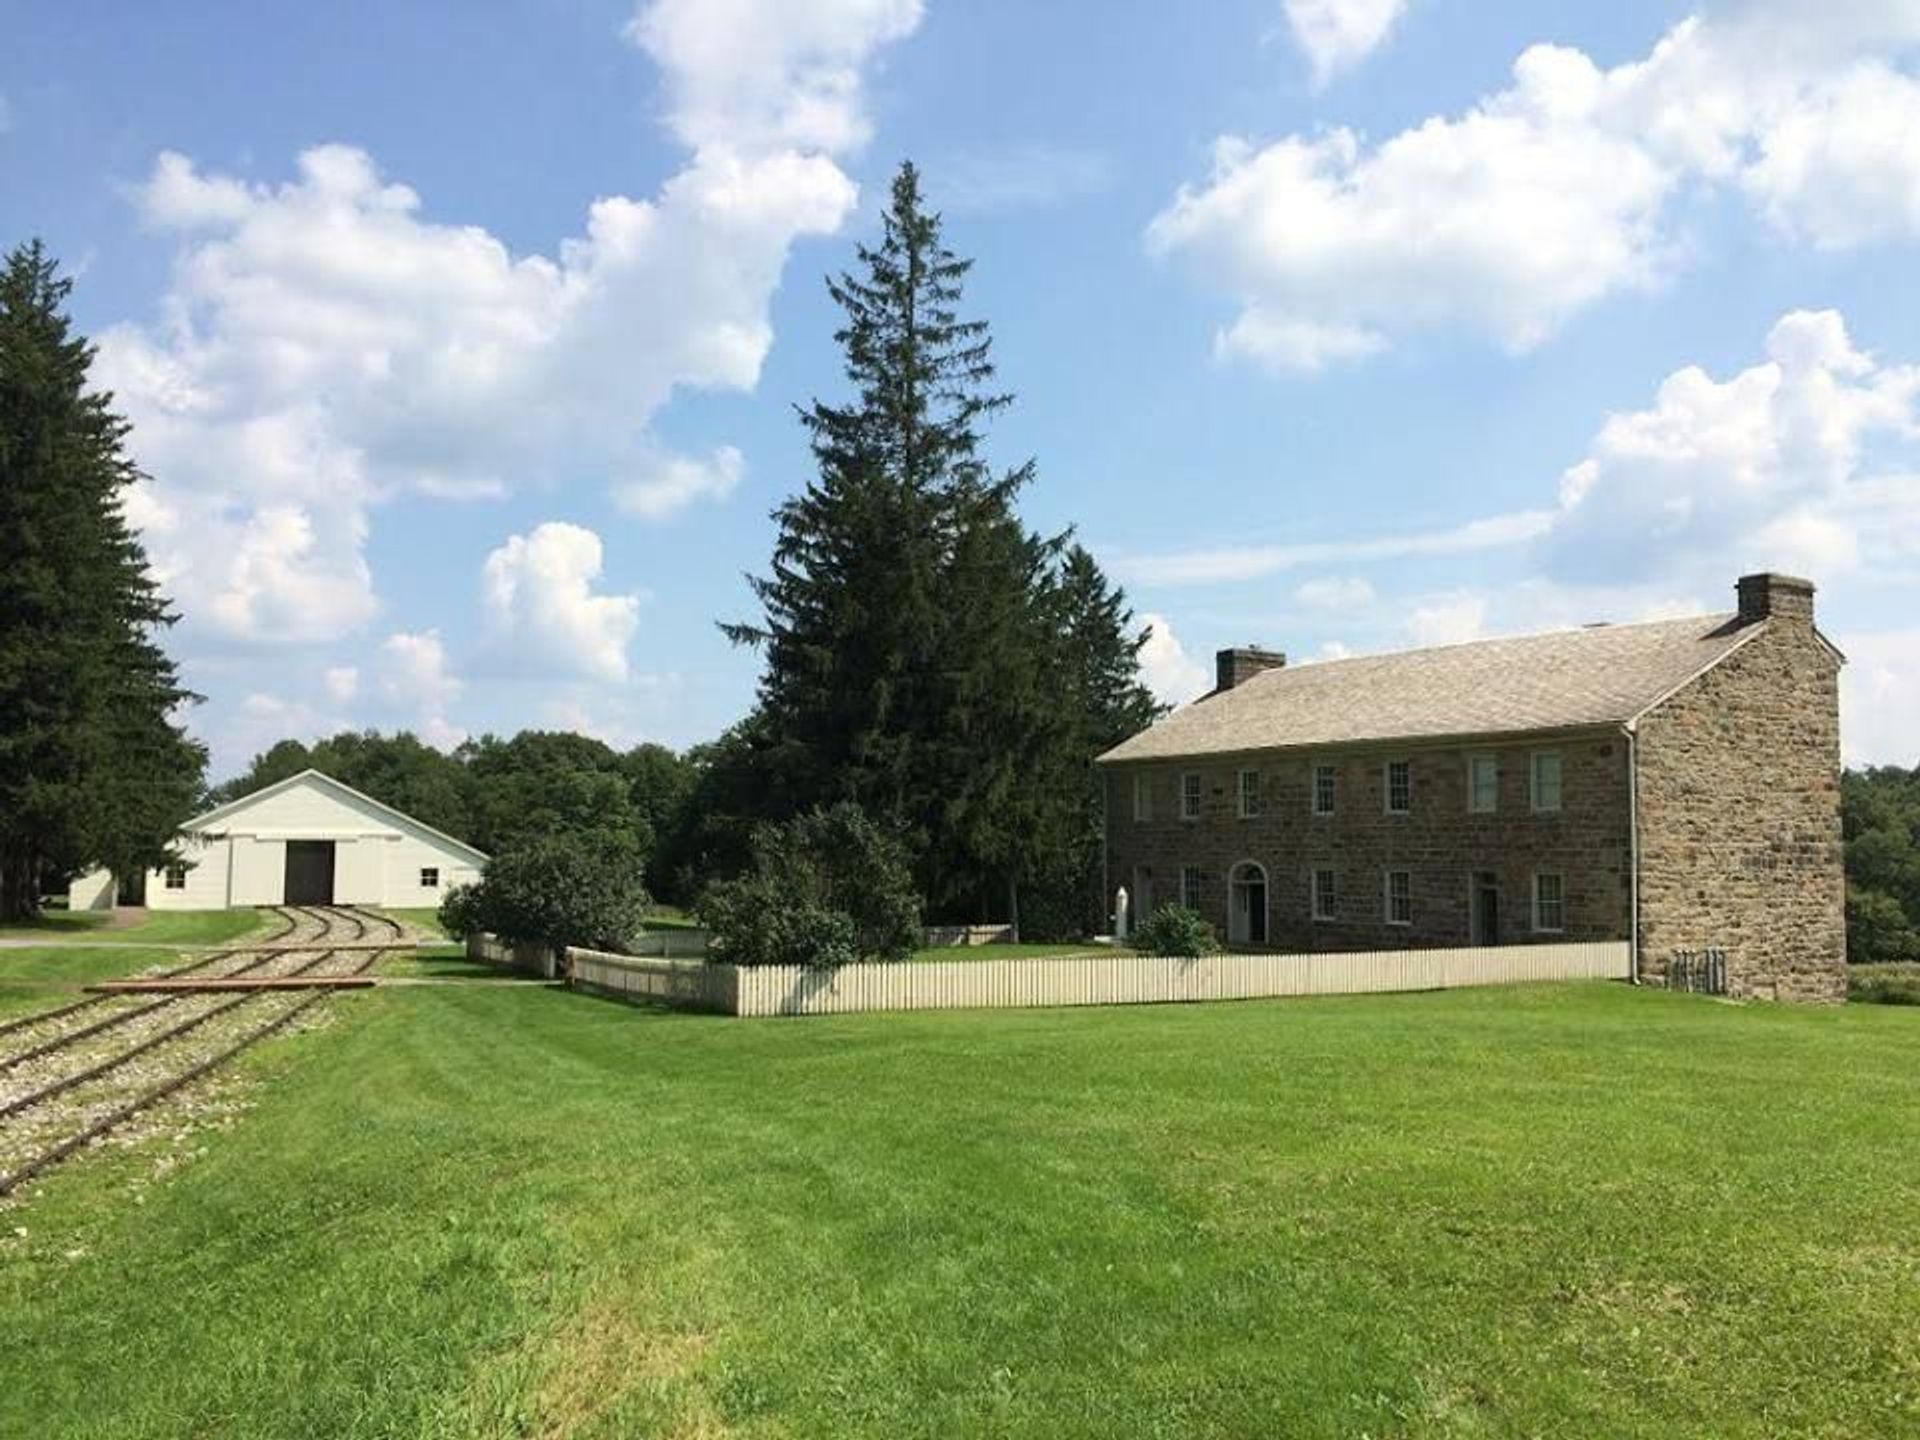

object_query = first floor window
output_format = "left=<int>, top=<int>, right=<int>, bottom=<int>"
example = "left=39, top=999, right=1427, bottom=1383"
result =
left=1133, top=772, right=1152, bottom=822
left=1531, top=751, right=1563, bottom=813
left=1181, top=865, right=1204, bottom=911
left=164, top=863, right=188, bottom=891
left=1181, top=772, right=1203, bottom=820
left=1312, top=867, right=1337, bottom=922
left=1533, top=872, right=1566, bottom=932
left=1237, top=768, right=1262, bottom=818
left=1385, top=759, right=1412, bottom=814
left=420, top=867, right=440, bottom=889
left=1469, top=754, right=1499, bottom=814
left=1386, top=870, right=1412, bottom=926
left=1313, top=762, right=1337, bottom=816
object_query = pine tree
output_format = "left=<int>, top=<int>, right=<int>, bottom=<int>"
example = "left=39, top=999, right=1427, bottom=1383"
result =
left=0, top=241, right=204, bottom=919
left=727, top=165, right=1161, bottom=930
left=727, top=163, right=1035, bottom=902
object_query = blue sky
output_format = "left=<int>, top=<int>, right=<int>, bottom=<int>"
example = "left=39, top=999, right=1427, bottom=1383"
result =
left=5, top=0, right=1918, bottom=775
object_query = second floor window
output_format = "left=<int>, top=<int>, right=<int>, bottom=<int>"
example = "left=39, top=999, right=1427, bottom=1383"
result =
left=1181, top=772, right=1203, bottom=820
left=1133, top=773, right=1152, bottom=822
left=1385, top=759, right=1412, bottom=814
left=1181, top=865, right=1204, bottom=911
left=1469, top=755, right=1498, bottom=813
left=1531, top=752, right=1563, bottom=813
left=1238, top=769, right=1262, bottom=818
left=1312, top=867, right=1337, bottom=921
left=1313, top=763, right=1336, bottom=816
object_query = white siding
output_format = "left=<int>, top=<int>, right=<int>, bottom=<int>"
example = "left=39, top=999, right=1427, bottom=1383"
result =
left=137, top=773, right=485, bottom=909
left=66, top=869, right=117, bottom=912
left=147, top=834, right=234, bottom=910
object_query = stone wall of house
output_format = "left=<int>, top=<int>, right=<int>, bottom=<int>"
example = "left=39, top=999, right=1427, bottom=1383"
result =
left=1635, top=613, right=1846, bottom=1002
left=1104, top=734, right=1633, bottom=952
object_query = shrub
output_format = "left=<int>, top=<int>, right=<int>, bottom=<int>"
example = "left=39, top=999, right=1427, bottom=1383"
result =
left=437, top=832, right=649, bottom=952
left=1132, top=903, right=1221, bottom=958
left=1848, top=963, right=1920, bottom=1006
left=1847, top=888, right=1920, bottom=965
left=696, top=803, right=920, bottom=968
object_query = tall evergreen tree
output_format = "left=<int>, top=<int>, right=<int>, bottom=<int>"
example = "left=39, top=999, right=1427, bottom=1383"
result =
left=727, top=165, right=1162, bottom=928
left=0, top=241, right=204, bottom=918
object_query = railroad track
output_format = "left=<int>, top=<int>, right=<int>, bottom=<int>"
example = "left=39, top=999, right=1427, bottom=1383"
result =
left=0, top=905, right=401, bottom=1198
left=0, top=904, right=306, bottom=1044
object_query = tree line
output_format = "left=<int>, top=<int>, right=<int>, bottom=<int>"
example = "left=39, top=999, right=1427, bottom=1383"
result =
left=1844, top=765, right=1920, bottom=964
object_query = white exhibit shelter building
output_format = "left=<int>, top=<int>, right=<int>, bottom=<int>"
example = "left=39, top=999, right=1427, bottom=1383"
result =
left=69, top=769, right=489, bottom=911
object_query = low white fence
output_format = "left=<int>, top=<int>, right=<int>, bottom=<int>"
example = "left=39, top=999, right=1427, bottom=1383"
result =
left=542, top=938, right=1630, bottom=1018
left=467, top=933, right=560, bottom=979
left=921, top=923, right=1016, bottom=948
left=628, top=927, right=711, bottom=959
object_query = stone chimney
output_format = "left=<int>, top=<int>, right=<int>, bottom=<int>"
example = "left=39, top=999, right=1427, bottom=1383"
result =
left=1215, top=646, right=1287, bottom=692
left=1736, top=572, right=1816, bottom=627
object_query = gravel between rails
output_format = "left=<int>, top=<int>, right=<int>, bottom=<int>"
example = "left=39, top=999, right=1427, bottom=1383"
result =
left=0, top=907, right=398, bottom=1204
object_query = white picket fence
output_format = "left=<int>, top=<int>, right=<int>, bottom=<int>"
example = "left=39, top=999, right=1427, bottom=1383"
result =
left=551, top=939, right=1631, bottom=1018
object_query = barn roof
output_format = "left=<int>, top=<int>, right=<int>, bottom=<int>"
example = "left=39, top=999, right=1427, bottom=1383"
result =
left=185, top=769, right=490, bottom=862
left=1099, top=612, right=1765, bottom=764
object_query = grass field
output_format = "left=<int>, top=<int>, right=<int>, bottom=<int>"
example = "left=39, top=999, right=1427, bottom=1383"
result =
left=1, top=982, right=1916, bottom=1438
left=0, top=908, right=265, bottom=947
left=373, top=906, right=448, bottom=939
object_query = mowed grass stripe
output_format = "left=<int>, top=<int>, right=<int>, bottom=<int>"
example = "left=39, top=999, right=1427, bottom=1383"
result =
left=1, top=983, right=1916, bottom=1438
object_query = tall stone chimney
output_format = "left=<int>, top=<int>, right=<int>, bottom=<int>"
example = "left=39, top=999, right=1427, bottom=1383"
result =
left=1736, top=572, right=1816, bottom=626
left=1215, top=646, right=1287, bottom=692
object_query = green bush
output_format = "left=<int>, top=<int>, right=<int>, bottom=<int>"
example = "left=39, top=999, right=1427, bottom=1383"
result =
left=696, top=803, right=921, bottom=968
left=1132, top=904, right=1221, bottom=958
left=437, top=832, right=649, bottom=952
left=1847, top=888, right=1920, bottom=964
left=1848, top=963, right=1920, bottom=1006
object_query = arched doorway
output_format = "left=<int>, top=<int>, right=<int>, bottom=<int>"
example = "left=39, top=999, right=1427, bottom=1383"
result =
left=1229, top=861, right=1268, bottom=947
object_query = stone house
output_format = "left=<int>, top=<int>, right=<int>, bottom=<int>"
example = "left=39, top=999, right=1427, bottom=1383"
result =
left=1097, top=573, right=1846, bottom=1002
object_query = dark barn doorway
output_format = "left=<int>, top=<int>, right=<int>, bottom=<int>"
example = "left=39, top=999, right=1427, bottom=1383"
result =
left=284, top=841, right=336, bottom=905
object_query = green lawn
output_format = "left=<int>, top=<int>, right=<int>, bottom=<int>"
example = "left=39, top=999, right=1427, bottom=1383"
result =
left=373, top=906, right=449, bottom=939
left=911, top=941, right=1135, bottom=963
left=0, top=908, right=266, bottom=947
left=2, top=984, right=1917, bottom=1438
left=0, top=945, right=195, bottom=993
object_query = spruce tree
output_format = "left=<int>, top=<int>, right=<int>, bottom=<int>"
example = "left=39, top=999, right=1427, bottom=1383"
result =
left=728, top=165, right=1161, bottom=929
left=0, top=241, right=204, bottom=918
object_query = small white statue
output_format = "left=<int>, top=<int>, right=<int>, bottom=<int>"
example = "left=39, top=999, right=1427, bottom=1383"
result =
left=1114, top=885, right=1130, bottom=942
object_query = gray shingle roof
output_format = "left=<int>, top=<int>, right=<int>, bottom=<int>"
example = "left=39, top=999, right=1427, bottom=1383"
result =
left=1099, top=613, right=1759, bottom=763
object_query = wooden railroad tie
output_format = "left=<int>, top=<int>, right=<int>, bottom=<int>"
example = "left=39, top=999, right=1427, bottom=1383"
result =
left=86, top=977, right=379, bottom=995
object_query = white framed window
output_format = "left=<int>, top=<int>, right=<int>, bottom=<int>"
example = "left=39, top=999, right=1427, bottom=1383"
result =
left=1181, top=772, right=1203, bottom=821
left=163, top=863, right=188, bottom=891
left=1385, top=759, right=1412, bottom=814
left=1312, top=867, right=1337, bottom=922
left=1531, top=751, right=1563, bottom=813
left=1313, top=762, right=1336, bottom=816
left=1132, top=772, right=1152, bottom=823
left=1237, top=769, right=1262, bottom=819
left=420, top=867, right=440, bottom=889
left=1385, top=870, right=1412, bottom=926
left=1532, top=872, right=1566, bottom=933
left=1468, top=754, right=1499, bottom=814
left=1181, top=865, right=1204, bottom=911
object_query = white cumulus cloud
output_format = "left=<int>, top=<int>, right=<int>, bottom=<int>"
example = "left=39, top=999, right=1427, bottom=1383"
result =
left=1151, top=3, right=1920, bottom=371
left=612, top=445, right=745, bottom=520
left=482, top=522, right=642, bottom=684
left=1283, top=0, right=1408, bottom=86
left=1137, top=612, right=1213, bottom=706
left=98, top=0, right=922, bottom=647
